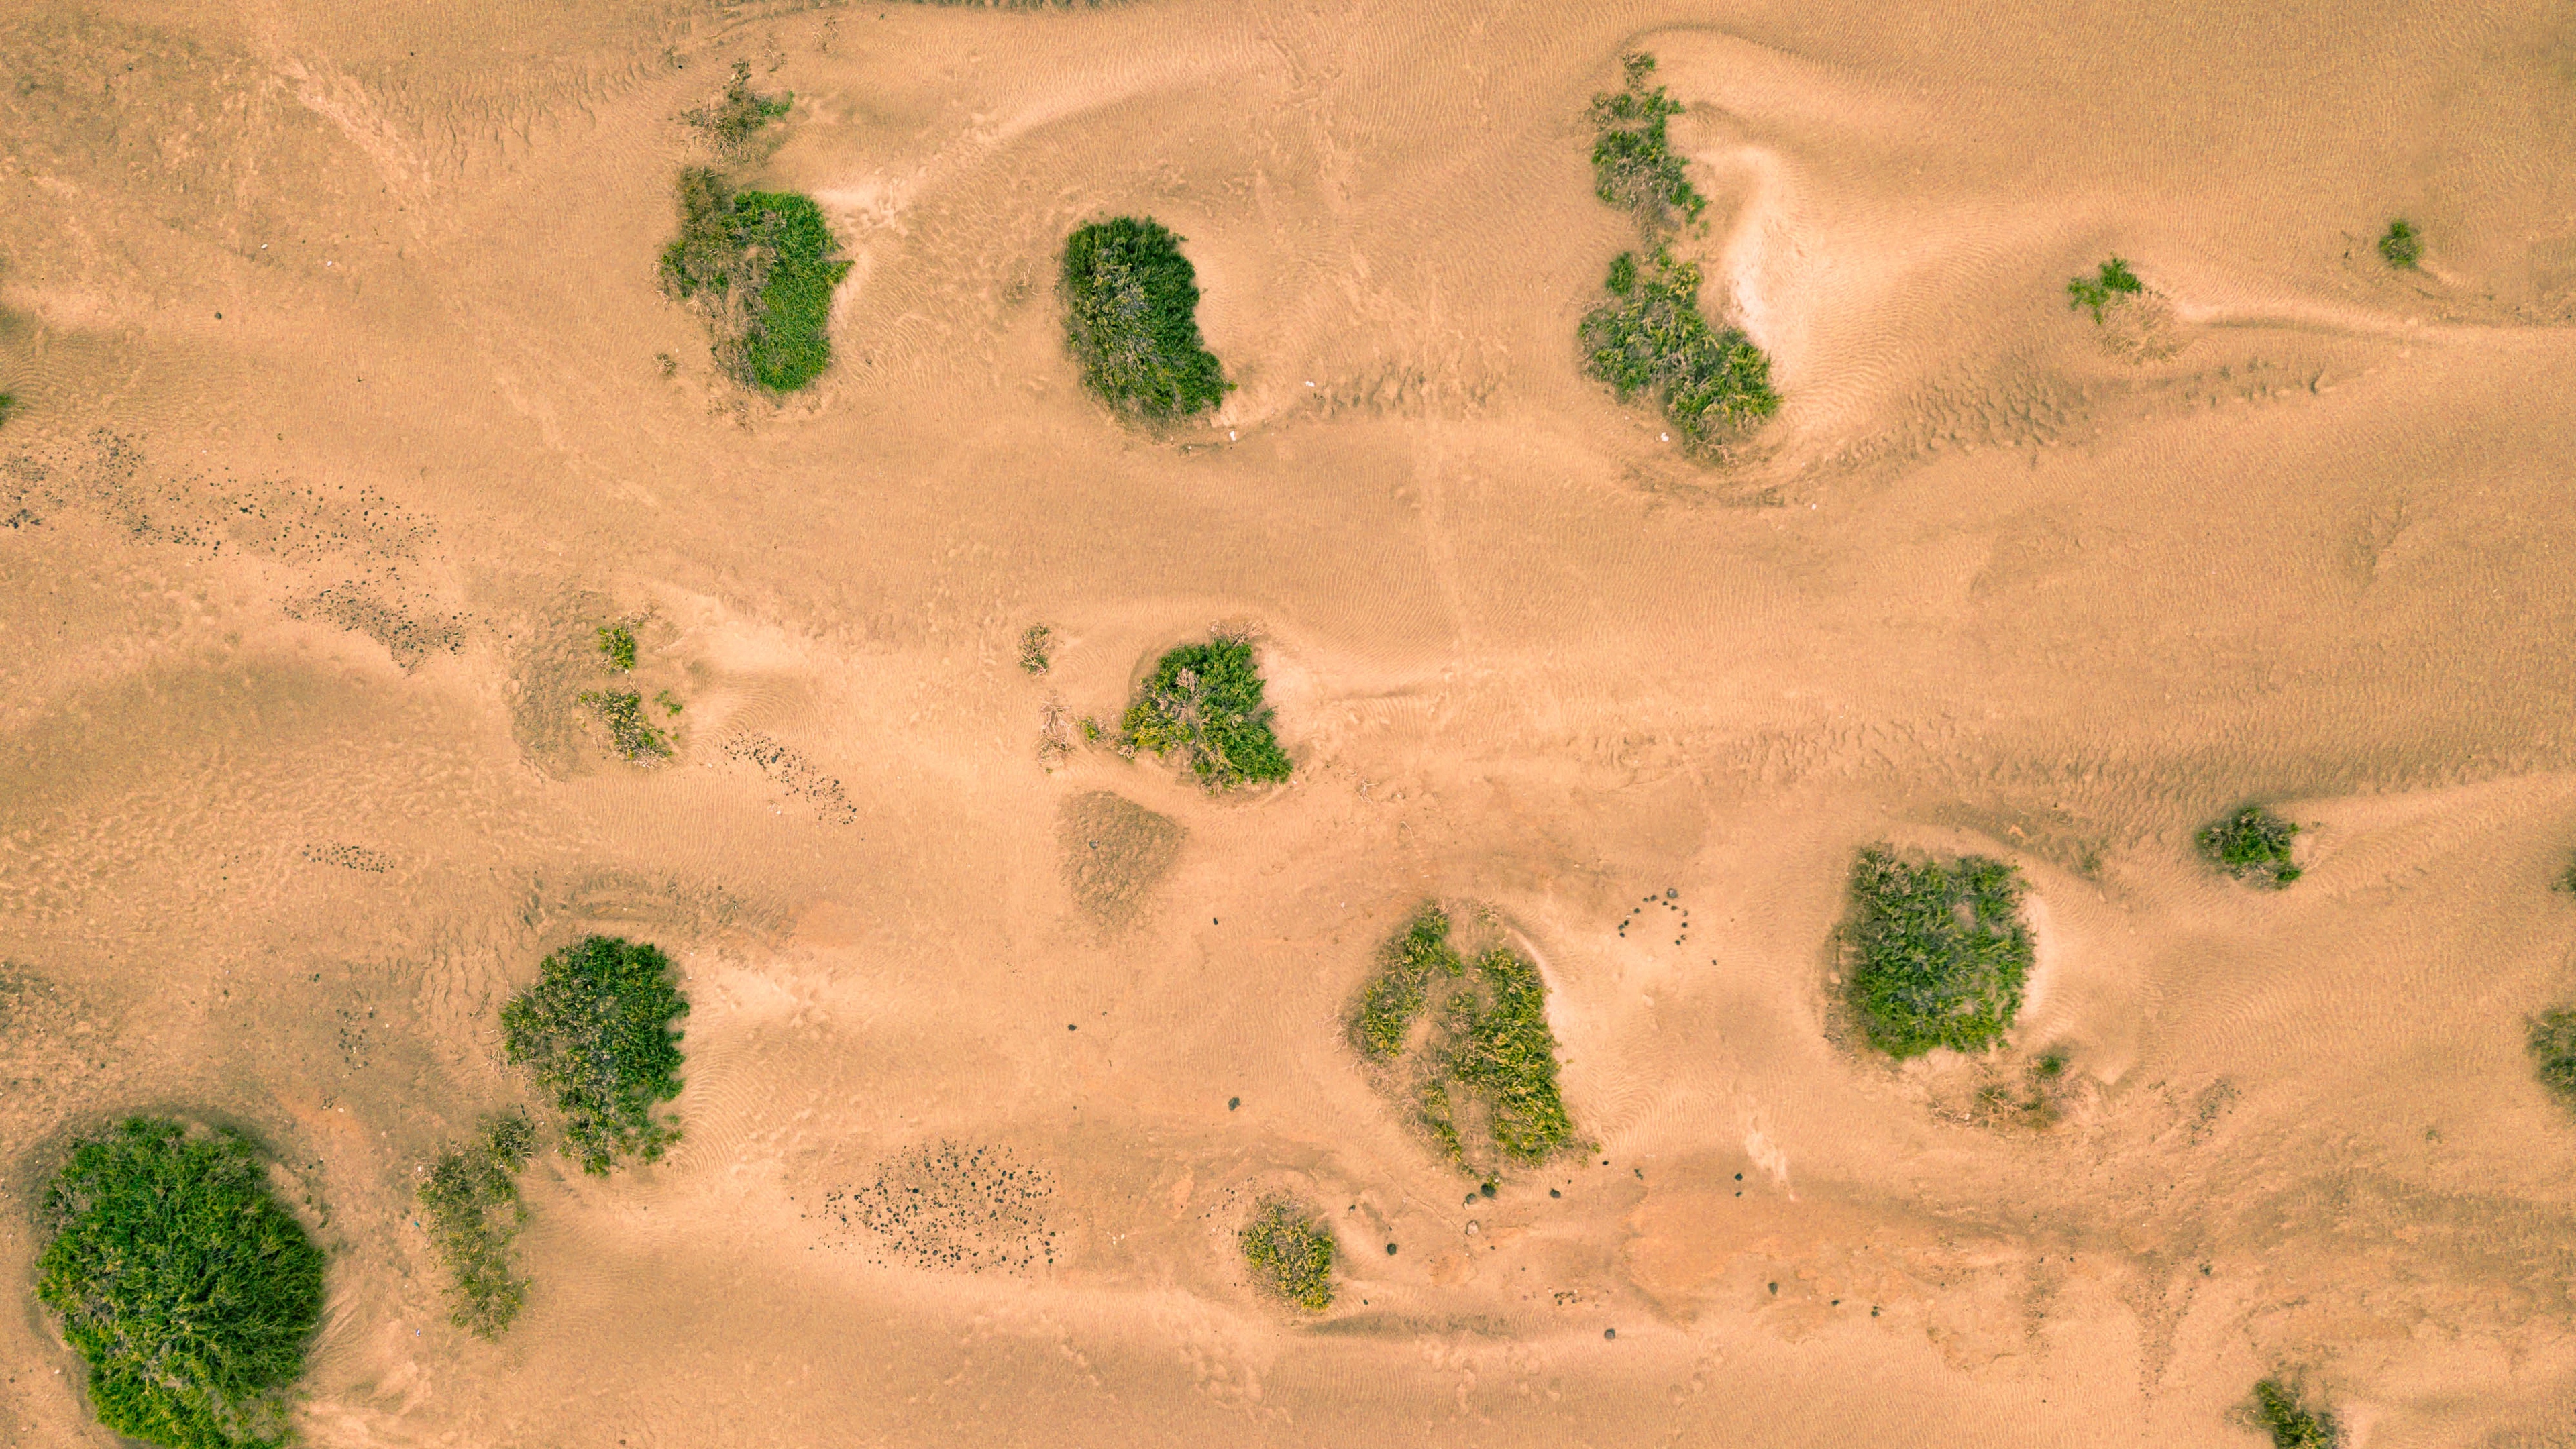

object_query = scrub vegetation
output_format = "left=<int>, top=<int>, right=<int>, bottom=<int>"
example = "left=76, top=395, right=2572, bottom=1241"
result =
left=2066, top=257, right=2143, bottom=321
left=2249, top=1378, right=2340, bottom=1448
left=1352, top=906, right=1578, bottom=1173
left=418, top=1110, right=539, bottom=1338
left=2377, top=219, right=2422, bottom=269
left=1240, top=1197, right=1336, bottom=1312
left=1122, top=634, right=1291, bottom=789
left=661, top=168, right=851, bottom=392
left=1842, top=847, right=2034, bottom=1058
left=2198, top=804, right=2301, bottom=888
left=578, top=688, right=674, bottom=762
left=502, top=936, right=690, bottom=1175
left=597, top=624, right=637, bottom=672
left=1582, top=247, right=1780, bottom=447
left=36, top=1118, right=327, bottom=1449
left=684, top=60, right=790, bottom=158
left=2530, top=1006, right=2576, bottom=1113
left=1019, top=623, right=1053, bottom=675
left=1589, top=52, right=1706, bottom=231
left=1060, top=217, right=1232, bottom=419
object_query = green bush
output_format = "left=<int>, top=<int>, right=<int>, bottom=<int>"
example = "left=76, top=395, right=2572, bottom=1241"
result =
left=1582, top=247, right=1779, bottom=447
left=2532, top=1006, right=2576, bottom=1111
left=1240, top=1198, right=1335, bottom=1311
left=1059, top=217, right=1231, bottom=419
left=2198, top=804, right=2300, bottom=888
left=684, top=60, right=790, bottom=157
left=660, top=169, right=852, bottom=392
left=1122, top=635, right=1291, bottom=789
left=2250, top=1379, right=2339, bottom=1448
left=1354, top=906, right=1464, bottom=1059
left=2067, top=257, right=2144, bottom=321
left=2377, top=219, right=2422, bottom=269
left=597, top=625, right=637, bottom=672
left=1019, top=623, right=1053, bottom=676
left=418, top=1110, right=539, bottom=1338
left=577, top=688, right=673, bottom=762
left=36, top=1118, right=326, bottom=1449
left=1589, top=53, right=1706, bottom=230
left=1353, top=908, right=1577, bottom=1171
left=502, top=936, right=690, bottom=1175
left=1843, top=847, right=2033, bottom=1058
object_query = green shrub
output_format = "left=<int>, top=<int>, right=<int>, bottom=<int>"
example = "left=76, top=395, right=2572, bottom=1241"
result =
left=0, top=393, right=15, bottom=427
left=2198, top=804, right=2300, bottom=888
left=577, top=688, right=673, bottom=761
left=1451, top=945, right=1579, bottom=1162
left=2532, top=1006, right=2576, bottom=1111
left=1240, top=1197, right=1336, bottom=1311
left=660, top=170, right=852, bottom=392
left=1354, top=906, right=1464, bottom=1059
left=597, top=624, right=637, bottom=672
left=2250, top=1379, right=2339, bottom=1448
left=36, top=1118, right=326, bottom=1449
left=1353, top=908, right=1577, bottom=1171
left=2067, top=257, right=2144, bottom=321
left=1019, top=624, right=1053, bottom=676
left=1059, top=217, right=1231, bottom=419
left=418, top=1110, right=539, bottom=1338
left=1582, top=246, right=1779, bottom=447
left=502, top=936, right=690, bottom=1175
left=2557, top=850, right=2576, bottom=894
left=2377, top=219, right=2422, bottom=269
left=1589, top=53, right=1706, bottom=230
left=1122, top=635, right=1291, bottom=789
left=1843, top=847, right=2033, bottom=1058
left=684, top=60, right=790, bottom=156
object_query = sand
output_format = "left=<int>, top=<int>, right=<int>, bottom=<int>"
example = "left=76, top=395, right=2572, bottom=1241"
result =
left=4, top=0, right=2576, bottom=1444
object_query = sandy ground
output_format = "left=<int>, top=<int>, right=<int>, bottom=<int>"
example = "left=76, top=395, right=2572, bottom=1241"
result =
left=5, top=0, right=2576, bottom=1444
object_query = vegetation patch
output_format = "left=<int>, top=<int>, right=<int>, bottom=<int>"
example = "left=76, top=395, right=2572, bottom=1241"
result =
left=2066, top=257, right=2144, bottom=321
left=1582, top=247, right=1780, bottom=447
left=1240, top=1197, right=1336, bottom=1312
left=1842, top=846, right=2033, bottom=1059
left=578, top=688, right=674, bottom=762
left=1969, top=1051, right=2074, bottom=1130
left=1058, top=790, right=1186, bottom=926
left=2249, top=1378, right=2340, bottom=1448
left=1589, top=53, right=1706, bottom=231
left=1122, top=634, right=1291, bottom=789
left=1019, top=623, right=1053, bottom=675
left=2377, top=219, right=2422, bottom=269
left=1352, top=906, right=1578, bottom=1174
left=2530, top=1006, right=2576, bottom=1112
left=597, top=624, right=637, bottom=672
left=1059, top=216, right=1231, bottom=419
left=36, top=1118, right=327, bottom=1449
left=684, top=60, right=790, bottom=158
left=2198, top=804, right=2301, bottom=888
left=418, top=1110, right=539, bottom=1338
left=661, top=168, right=852, bottom=392
left=502, top=936, right=690, bottom=1175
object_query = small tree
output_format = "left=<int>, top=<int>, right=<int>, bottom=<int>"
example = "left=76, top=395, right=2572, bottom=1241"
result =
left=2198, top=804, right=2300, bottom=888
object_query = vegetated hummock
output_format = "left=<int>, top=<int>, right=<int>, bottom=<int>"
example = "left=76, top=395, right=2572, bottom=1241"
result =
left=1843, top=846, right=2035, bottom=1059
left=1122, top=635, right=1291, bottom=789
left=1018, top=623, right=1053, bottom=675
left=2198, top=804, right=2301, bottom=888
left=1240, top=1197, right=1336, bottom=1312
left=2377, top=219, right=2422, bottom=269
left=2530, top=1006, right=2576, bottom=1113
left=1588, top=52, right=1707, bottom=230
left=502, top=935, right=690, bottom=1175
left=684, top=60, right=791, bottom=158
left=36, top=1118, right=327, bottom=1449
left=1582, top=247, right=1780, bottom=448
left=2251, top=1378, right=2341, bottom=1448
left=2067, top=257, right=2145, bottom=321
left=1352, top=905, right=1578, bottom=1173
left=418, top=1109, right=539, bottom=1338
left=661, top=168, right=853, bottom=392
left=1059, top=217, right=1231, bottom=419
left=578, top=688, right=674, bottom=762
left=597, top=623, right=637, bottom=672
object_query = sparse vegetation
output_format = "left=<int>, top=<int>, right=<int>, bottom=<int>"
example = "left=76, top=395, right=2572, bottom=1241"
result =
left=2198, top=804, right=2301, bottom=888
left=597, top=624, right=637, bottom=672
left=2557, top=849, right=2576, bottom=894
left=36, top=1118, right=327, bottom=1449
left=1354, top=906, right=1463, bottom=1059
left=684, top=60, right=791, bottom=157
left=578, top=688, right=674, bottom=762
left=660, top=168, right=852, bottom=392
left=1972, top=1051, right=2072, bottom=1130
left=2530, top=1006, right=2576, bottom=1112
left=0, top=393, right=15, bottom=427
left=418, top=1110, right=539, bottom=1338
left=1240, top=1197, right=1336, bottom=1312
left=1019, top=623, right=1053, bottom=675
left=1589, top=53, right=1706, bottom=231
left=1059, top=217, right=1231, bottom=419
left=502, top=936, right=690, bottom=1175
left=1582, top=246, right=1780, bottom=447
left=2249, top=1378, right=2340, bottom=1448
left=654, top=688, right=684, bottom=717
left=1122, top=634, right=1291, bottom=789
left=1842, top=847, right=2033, bottom=1059
left=1353, top=906, right=1578, bottom=1173
left=2377, top=219, right=2422, bottom=270
left=2067, top=257, right=2144, bottom=321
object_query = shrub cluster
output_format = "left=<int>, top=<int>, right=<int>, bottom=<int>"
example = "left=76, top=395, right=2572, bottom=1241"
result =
left=1589, top=52, right=1707, bottom=230
left=36, top=1118, right=327, bottom=1449
left=1122, top=635, right=1291, bottom=789
left=1060, top=217, right=1232, bottom=419
left=661, top=169, right=852, bottom=392
left=1582, top=247, right=1780, bottom=447
left=2532, top=1006, right=2576, bottom=1111
left=419, top=1110, right=540, bottom=1338
left=1018, top=623, right=1053, bottom=675
left=684, top=60, right=791, bottom=158
left=2250, top=1379, right=2339, bottom=1448
left=2377, top=219, right=2422, bottom=269
left=1354, top=906, right=1462, bottom=1059
left=502, top=936, right=690, bottom=1175
left=1843, top=847, right=2033, bottom=1058
left=1354, top=906, right=1578, bottom=1172
left=578, top=688, right=674, bottom=762
left=2198, top=804, right=2300, bottom=888
left=1240, top=1197, right=1336, bottom=1312
left=596, top=624, right=637, bottom=672
left=2066, top=257, right=2144, bottom=321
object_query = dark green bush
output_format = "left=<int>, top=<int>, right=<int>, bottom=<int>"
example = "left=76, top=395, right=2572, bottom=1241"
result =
left=2198, top=805, right=2300, bottom=888
left=1122, top=635, right=1291, bottom=789
left=1589, top=53, right=1706, bottom=230
left=660, top=170, right=852, bottom=392
left=684, top=60, right=790, bottom=157
left=1354, top=908, right=1576, bottom=1171
left=1843, top=847, right=2033, bottom=1058
left=418, top=1110, right=539, bottom=1338
left=2532, top=1006, right=2576, bottom=1111
left=502, top=936, right=690, bottom=1175
left=36, top=1118, right=326, bottom=1449
left=2250, top=1378, right=2339, bottom=1448
left=1240, top=1198, right=1335, bottom=1311
left=1060, top=217, right=1231, bottom=419
left=2066, top=257, right=2144, bottom=321
left=2377, top=219, right=2422, bottom=269
left=1582, top=247, right=1779, bottom=447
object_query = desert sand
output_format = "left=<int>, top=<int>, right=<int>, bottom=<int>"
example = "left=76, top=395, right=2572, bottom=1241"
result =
left=5, top=0, right=2576, bottom=1444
